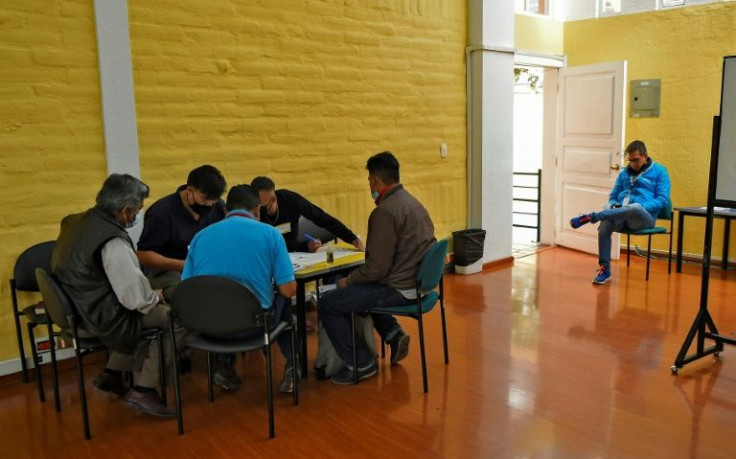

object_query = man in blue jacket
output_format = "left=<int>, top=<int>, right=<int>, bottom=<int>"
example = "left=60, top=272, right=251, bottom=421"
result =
left=570, top=140, right=671, bottom=284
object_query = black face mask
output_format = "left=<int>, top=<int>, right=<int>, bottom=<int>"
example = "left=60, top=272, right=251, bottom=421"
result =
left=190, top=203, right=213, bottom=216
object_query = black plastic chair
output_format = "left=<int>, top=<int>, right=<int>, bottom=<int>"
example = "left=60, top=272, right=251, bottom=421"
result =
left=169, top=276, right=299, bottom=439
left=351, top=239, right=449, bottom=393
left=619, top=201, right=674, bottom=281
left=35, top=268, right=166, bottom=440
left=9, top=241, right=55, bottom=401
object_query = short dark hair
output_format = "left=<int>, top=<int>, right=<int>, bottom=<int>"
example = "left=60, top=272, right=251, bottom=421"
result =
left=250, top=176, right=275, bottom=192
left=226, top=184, right=260, bottom=212
left=625, top=140, right=647, bottom=156
left=96, top=174, right=150, bottom=215
left=187, top=165, right=226, bottom=200
left=366, top=151, right=400, bottom=184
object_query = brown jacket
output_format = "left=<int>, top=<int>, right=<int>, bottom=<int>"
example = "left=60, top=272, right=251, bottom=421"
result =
left=347, top=185, right=435, bottom=290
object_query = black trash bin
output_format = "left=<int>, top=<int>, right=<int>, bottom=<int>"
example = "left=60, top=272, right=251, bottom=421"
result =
left=452, top=229, right=486, bottom=274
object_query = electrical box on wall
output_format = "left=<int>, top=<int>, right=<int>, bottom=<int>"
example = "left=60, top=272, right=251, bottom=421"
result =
left=630, top=79, right=661, bottom=118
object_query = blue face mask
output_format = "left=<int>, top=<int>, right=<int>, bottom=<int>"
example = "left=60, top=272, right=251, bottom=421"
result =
left=127, top=212, right=143, bottom=229
left=371, top=190, right=379, bottom=201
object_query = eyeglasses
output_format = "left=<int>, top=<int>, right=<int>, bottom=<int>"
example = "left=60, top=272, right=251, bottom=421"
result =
left=626, top=157, right=644, bottom=164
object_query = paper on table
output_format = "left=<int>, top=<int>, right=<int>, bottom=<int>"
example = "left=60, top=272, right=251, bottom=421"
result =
left=289, top=248, right=357, bottom=270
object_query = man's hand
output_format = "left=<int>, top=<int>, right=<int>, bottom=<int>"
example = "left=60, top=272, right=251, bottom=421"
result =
left=353, top=238, right=365, bottom=252
left=154, top=289, right=166, bottom=303
left=337, top=277, right=348, bottom=289
left=307, top=240, right=322, bottom=253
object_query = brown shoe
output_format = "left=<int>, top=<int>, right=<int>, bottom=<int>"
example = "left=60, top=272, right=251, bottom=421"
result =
left=123, top=390, right=175, bottom=418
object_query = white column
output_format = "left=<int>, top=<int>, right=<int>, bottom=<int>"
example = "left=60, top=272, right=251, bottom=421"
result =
left=467, top=1, right=515, bottom=262
left=93, top=0, right=140, bottom=178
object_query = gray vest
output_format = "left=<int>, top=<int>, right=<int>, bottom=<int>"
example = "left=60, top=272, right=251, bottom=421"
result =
left=51, top=208, right=141, bottom=353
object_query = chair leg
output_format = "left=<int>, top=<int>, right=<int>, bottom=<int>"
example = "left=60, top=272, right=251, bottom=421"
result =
left=169, top=312, right=183, bottom=435
left=417, top=311, right=429, bottom=393
left=28, top=323, right=45, bottom=403
left=626, top=234, right=631, bottom=267
left=47, top=323, right=61, bottom=413
left=75, top=348, right=91, bottom=440
left=646, top=234, right=652, bottom=281
left=11, top=286, right=29, bottom=384
left=290, top=325, right=299, bottom=406
left=440, top=299, right=449, bottom=365
left=668, top=228, right=673, bottom=275
left=351, top=313, right=358, bottom=385
left=206, top=352, right=214, bottom=403
left=156, top=332, right=167, bottom=406
left=265, top=344, right=275, bottom=439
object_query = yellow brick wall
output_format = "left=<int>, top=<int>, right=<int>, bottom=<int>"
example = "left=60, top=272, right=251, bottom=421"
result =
left=0, top=1, right=106, bottom=361
left=565, top=2, right=736, bottom=257
left=0, top=0, right=468, bottom=363
left=129, top=0, right=468, bottom=244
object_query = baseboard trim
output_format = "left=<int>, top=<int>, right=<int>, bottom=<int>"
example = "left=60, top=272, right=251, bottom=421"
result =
left=0, top=349, right=76, bottom=378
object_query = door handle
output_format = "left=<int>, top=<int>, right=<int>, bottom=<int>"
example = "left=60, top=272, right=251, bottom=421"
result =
left=610, top=164, right=621, bottom=170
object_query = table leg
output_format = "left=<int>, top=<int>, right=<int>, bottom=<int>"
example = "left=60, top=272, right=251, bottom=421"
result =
left=724, top=217, right=731, bottom=271
left=296, top=281, right=308, bottom=377
left=677, top=211, right=685, bottom=273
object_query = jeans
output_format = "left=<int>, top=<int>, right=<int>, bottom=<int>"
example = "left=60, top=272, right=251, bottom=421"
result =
left=318, top=283, right=411, bottom=368
left=594, top=203, right=655, bottom=269
left=214, top=295, right=293, bottom=368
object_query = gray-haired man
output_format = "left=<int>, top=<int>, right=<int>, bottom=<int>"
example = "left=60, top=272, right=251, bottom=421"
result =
left=51, top=174, right=176, bottom=417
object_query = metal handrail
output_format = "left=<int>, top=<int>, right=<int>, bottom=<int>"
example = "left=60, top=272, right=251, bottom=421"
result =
left=513, top=169, right=542, bottom=241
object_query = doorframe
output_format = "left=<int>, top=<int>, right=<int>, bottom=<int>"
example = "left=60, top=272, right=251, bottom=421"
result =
left=514, top=51, right=565, bottom=245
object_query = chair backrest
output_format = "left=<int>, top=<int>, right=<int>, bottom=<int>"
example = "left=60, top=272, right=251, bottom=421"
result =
left=657, top=198, right=673, bottom=221
left=296, top=216, right=336, bottom=244
left=417, top=239, right=449, bottom=292
left=170, top=276, right=264, bottom=336
left=35, top=268, right=74, bottom=330
left=13, top=241, right=56, bottom=292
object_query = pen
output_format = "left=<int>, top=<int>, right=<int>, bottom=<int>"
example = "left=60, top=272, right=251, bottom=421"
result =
left=304, top=233, right=319, bottom=243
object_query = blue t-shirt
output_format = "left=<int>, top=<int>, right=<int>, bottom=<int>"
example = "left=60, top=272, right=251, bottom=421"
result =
left=182, top=210, right=294, bottom=309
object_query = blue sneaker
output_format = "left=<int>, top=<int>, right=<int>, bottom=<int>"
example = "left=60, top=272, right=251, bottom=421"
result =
left=592, top=265, right=611, bottom=284
left=570, top=214, right=593, bottom=229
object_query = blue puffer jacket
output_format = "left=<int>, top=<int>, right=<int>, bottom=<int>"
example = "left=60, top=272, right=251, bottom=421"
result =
left=609, top=158, right=671, bottom=219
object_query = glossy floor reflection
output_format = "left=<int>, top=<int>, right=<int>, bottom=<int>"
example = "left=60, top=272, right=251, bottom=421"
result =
left=2, top=247, right=736, bottom=457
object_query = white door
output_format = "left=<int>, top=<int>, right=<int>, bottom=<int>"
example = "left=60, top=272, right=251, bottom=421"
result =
left=554, top=61, right=627, bottom=257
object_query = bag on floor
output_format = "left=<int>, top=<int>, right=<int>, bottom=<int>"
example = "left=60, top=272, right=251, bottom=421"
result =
left=314, top=315, right=377, bottom=379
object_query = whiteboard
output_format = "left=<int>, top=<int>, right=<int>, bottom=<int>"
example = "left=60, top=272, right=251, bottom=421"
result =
left=716, top=56, right=736, bottom=204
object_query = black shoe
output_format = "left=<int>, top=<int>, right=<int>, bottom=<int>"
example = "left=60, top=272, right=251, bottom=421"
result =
left=388, top=329, right=410, bottom=365
left=279, top=360, right=301, bottom=394
left=123, top=390, right=175, bottom=418
left=212, top=366, right=243, bottom=392
left=92, top=371, right=128, bottom=397
left=331, top=361, right=378, bottom=385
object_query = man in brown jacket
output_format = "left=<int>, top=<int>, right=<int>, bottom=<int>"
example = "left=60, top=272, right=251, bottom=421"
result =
left=318, top=151, right=436, bottom=385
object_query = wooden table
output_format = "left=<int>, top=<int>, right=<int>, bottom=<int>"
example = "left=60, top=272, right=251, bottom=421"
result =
left=293, top=252, right=364, bottom=376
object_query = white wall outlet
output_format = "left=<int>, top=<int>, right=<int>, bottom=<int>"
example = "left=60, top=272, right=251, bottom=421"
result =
left=440, top=142, right=448, bottom=158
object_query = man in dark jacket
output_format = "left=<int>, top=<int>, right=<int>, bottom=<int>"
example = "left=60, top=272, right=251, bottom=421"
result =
left=318, top=152, right=436, bottom=385
left=251, top=176, right=365, bottom=252
left=52, top=174, right=175, bottom=417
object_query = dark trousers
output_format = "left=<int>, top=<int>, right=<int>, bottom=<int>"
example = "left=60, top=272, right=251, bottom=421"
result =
left=318, top=284, right=411, bottom=368
left=215, top=295, right=293, bottom=367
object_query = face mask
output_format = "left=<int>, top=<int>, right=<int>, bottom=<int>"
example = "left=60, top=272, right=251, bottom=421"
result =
left=190, top=203, right=213, bottom=216
left=371, top=190, right=379, bottom=201
left=127, top=212, right=143, bottom=229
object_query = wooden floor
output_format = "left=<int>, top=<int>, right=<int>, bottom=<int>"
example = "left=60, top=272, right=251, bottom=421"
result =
left=2, top=247, right=736, bottom=458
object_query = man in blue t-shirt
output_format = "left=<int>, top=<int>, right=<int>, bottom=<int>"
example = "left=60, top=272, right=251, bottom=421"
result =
left=570, top=140, right=671, bottom=285
left=182, top=185, right=298, bottom=393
